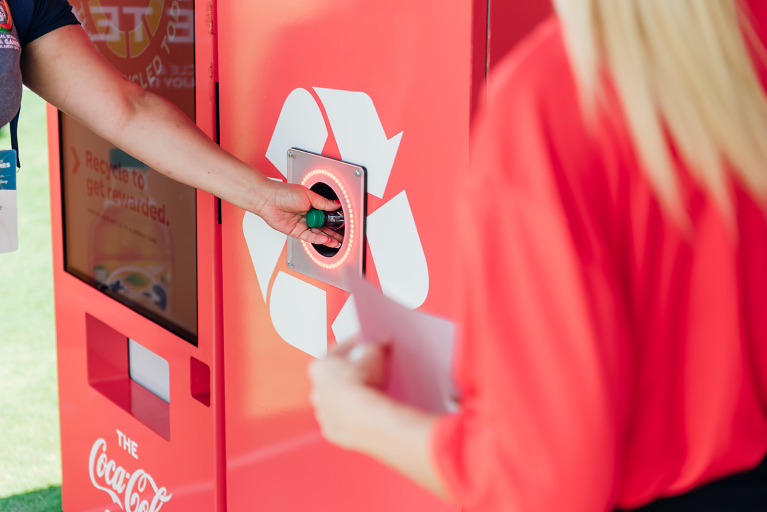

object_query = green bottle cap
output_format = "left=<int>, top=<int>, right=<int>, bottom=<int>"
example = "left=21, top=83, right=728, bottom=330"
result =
left=306, top=208, right=326, bottom=229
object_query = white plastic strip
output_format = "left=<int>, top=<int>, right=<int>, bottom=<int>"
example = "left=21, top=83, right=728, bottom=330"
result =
left=128, top=339, right=170, bottom=403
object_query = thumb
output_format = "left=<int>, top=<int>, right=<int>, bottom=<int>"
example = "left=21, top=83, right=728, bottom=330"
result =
left=308, top=191, right=342, bottom=212
left=328, top=338, right=360, bottom=359
left=348, top=342, right=389, bottom=388
left=348, top=340, right=389, bottom=362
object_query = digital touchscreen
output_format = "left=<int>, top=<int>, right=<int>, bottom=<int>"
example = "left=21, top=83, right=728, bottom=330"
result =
left=60, top=0, right=198, bottom=344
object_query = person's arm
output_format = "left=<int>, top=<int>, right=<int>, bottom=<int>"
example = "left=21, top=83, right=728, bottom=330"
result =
left=20, top=24, right=338, bottom=246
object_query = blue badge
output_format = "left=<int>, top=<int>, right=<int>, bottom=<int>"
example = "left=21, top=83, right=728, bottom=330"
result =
left=0, top=150, right=15, bottom=190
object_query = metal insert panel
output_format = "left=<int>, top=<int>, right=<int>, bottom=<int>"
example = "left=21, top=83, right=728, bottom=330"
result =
left=287, top=149, right=366, bottom=291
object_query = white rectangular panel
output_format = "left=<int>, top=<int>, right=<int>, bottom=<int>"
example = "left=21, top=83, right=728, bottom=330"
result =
left=129, top=339, right=170, bottom=403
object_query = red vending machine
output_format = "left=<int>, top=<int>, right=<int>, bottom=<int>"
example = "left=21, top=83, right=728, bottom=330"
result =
left=48, top=0, right=552, bottom=509
left=47, top=0, right=225, bottom=510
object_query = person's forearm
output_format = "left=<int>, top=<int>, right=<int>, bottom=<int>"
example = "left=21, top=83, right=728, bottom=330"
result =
left=22, top=26, right=271, bottom=213
left=99, top=86, right=270, bottom=213
left=350, top=389, right=451, bottom=500
left=24, top=25, right=340, bottom=247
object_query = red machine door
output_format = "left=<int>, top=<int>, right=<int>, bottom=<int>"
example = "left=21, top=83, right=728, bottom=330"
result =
left=50, top=0, right=224, bottom=510
left=217, top=0, right=479, bottom=510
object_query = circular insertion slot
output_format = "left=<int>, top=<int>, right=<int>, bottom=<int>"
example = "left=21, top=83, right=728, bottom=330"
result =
left=309, top=182, right=344, bottom=258
left=300, top=169, right=357, bottom=270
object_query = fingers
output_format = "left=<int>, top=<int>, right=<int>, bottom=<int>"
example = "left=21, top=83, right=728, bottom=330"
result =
left=321, top=227, right=344, bottom=244
left=347, top=342, right=388, bottom=388
left=328, top=337, right=385, bottom=361
left=328, top=339, right=360, bottom=358
left=347, top=344, right=368, bottom=362
left=308, top=190, right=343, bottom=212
left=300, top=228, right=344, bottom=248
left=350, top=340, right=390, bottom=361
left=337, top=334, right=361, bottom=346
left=310, top=227, right=344, bottom=248
left=299, top=229, right=334, bottom=246
left=301, top=226, right=343, bottom=249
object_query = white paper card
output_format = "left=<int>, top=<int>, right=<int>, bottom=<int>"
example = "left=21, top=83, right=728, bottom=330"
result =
left=0, top=150, right=17, bottom=254
left=346, top=271, right=458, bottom=414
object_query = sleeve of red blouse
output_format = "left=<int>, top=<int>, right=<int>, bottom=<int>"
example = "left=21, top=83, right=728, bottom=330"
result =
left=431, top=26, right=632, bottom=512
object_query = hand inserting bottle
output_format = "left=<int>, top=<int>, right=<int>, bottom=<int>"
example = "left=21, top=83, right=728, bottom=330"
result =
left=306, top=208, right=344, bottom=249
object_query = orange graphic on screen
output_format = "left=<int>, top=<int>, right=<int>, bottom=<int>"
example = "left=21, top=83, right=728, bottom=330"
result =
left=72, top=0, right=195, bottom=119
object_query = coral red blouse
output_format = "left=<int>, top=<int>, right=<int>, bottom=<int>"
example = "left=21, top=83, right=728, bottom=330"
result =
left=432, top=7, right=767, bottom=512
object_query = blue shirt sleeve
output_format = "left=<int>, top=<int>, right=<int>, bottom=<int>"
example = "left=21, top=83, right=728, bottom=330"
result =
left=9, top=0, right=80, bottom=47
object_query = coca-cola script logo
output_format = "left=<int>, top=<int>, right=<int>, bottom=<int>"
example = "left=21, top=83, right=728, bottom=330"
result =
left=89, top=439, right=172, bottom=511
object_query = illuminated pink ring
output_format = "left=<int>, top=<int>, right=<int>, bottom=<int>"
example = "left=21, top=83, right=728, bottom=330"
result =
left=301, top=169, right=355, bottom=269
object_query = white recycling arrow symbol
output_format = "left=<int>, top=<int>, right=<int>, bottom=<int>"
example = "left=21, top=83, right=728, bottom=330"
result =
left=265, top=89, right=328, bottom=178
left=314, top=88, right=403, bottom=199
left=244, top=88, right=429, bottom=359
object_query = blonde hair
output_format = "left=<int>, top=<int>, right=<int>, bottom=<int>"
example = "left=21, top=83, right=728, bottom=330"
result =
left=553, top=0, right=767, bottom=221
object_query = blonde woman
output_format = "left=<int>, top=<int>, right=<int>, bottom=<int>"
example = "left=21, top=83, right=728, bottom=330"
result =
left=309, top=0, right=767, bottom=510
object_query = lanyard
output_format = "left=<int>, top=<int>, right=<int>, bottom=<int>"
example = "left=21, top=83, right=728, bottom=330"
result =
left=10, top=104, right=19, bottom=168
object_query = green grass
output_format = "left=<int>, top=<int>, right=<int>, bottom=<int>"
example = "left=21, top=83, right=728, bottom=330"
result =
left=0, top=488, right=61, bottom=512
left=0, top=90, right=63, bottom=510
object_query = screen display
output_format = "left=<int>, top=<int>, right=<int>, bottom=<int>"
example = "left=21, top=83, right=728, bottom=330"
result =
left=60, top=0, right=198, bottom=344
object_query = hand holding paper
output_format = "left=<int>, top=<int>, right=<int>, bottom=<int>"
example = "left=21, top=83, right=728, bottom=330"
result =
left=345, top=271, right=458, bottom=414
left=308, top=273, right=456, bottom=499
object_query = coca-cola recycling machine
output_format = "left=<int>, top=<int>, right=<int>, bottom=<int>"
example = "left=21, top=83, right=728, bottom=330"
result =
left=48, top=0, right=225, bottom=510
left=47, top=0, right=550, bottom=510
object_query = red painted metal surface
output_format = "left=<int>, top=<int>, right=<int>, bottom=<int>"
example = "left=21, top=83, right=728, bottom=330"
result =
left=48, top=0, right=224, bottom=509
left=217, top=0, right=483, bottom=510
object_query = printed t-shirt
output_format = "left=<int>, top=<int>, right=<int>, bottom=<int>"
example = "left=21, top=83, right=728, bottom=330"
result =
left=0, top=0, right=22, bottom=129
left=0, top=0, right=79, bottom=135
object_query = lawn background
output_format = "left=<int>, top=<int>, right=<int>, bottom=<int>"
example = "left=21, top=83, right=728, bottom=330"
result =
left=0, top=90, right=63, bottom=511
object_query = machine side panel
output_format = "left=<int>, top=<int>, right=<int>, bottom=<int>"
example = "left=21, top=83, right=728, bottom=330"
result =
left=218, top=0, right=475, bottom=510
